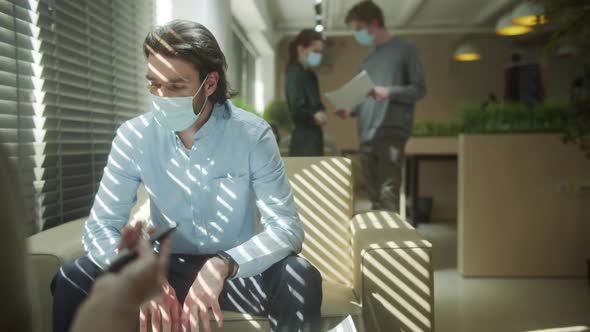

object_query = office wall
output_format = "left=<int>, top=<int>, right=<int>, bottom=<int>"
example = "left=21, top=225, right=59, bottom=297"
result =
left=275, top=33, right=580, bottom=222
left=164, top=0, right=238, bottom=86
left=458, top=134, right=590, bottom=277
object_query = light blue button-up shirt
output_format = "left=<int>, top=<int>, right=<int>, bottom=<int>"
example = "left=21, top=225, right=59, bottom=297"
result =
left=83, top=101, right=304, bottom=278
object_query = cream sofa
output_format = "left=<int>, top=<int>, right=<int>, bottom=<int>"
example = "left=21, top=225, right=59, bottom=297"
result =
left=28, top=157, right=434, bottom=332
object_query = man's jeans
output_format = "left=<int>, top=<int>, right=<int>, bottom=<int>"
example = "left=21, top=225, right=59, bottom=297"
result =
left=360, top=135, right=408, bottom=212
left=51, top=254, right=323, bottom=332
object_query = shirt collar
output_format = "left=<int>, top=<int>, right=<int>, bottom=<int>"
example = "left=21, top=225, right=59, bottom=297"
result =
left=195, top=102, right=223, bottom=140
left=170, top=102, right=230, bottom=150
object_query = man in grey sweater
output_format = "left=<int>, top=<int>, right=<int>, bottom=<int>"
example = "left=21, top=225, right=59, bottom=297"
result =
left=337, top=1, right=426, bottom=212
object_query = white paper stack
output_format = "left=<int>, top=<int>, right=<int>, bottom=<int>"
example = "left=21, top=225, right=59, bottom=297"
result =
left=325, top=315, right=357, bottom=332
left=324, top=70, right=375, bottom=110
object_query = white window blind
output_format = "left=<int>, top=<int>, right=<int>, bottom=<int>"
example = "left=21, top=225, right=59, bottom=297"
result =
left=0, top=0, right=37, bottom=235
left=0, top=0, right=154, bottom=232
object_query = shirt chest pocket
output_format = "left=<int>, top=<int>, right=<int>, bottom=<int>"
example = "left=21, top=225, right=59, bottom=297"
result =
left=206, top=172, right=250, bottom=218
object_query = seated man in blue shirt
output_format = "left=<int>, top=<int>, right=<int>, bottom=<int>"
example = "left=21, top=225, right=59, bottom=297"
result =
left=51, top=20, right=322, bottom=332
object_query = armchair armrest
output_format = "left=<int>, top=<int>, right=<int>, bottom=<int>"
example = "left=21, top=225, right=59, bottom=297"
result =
left=27, top=218, right=86, bottom=331
left=28, top=218, right=86, bottom=261
left=351, top=211, right=434, bottom=332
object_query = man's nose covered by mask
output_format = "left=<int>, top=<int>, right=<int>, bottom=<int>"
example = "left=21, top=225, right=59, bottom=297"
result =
left=354, top=29, right=374, bottom=46
left=150, top=74, right=209, bottom=131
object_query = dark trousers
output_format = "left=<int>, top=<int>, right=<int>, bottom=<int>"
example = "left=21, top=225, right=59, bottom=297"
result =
left=289, top=125, right=324, bottom=157
left=360, top=135, right=408, bottom=212
left=51, top=254, right=322, bottom=332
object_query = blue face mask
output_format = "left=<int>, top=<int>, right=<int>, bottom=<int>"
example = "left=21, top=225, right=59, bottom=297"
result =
left=150, top=74, right=209, bottom=132
left=304, top=51, right=322, bottom=67
left=354, top=29, right=374, bottom=46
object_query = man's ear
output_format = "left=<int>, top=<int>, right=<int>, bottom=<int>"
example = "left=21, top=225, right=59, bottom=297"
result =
left=205, top=72, right=219, bottom=97
left=369, top=18, right=382, bottom=32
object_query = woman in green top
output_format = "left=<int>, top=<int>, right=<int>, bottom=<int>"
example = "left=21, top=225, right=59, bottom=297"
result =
left=285, top=29, right=327, bottom=156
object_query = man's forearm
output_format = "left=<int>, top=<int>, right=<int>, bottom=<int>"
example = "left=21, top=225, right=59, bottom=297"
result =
left=84, top=224, right=122, bottom=270
left=226, top=223, right=304, bottom=278
left=387, top=84, right=425, bottom=104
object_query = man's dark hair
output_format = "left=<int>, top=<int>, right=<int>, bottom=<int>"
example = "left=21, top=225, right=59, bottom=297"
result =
left=143, top=20, right=237, bottom=104
left=345, top=1, right=385, bottom=28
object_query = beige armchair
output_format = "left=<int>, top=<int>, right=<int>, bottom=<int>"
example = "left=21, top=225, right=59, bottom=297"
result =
left=28, top=157, right=434, bottom=331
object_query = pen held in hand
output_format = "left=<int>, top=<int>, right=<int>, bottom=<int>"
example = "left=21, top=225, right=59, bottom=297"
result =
left=104, top=224, right=177, bottom=274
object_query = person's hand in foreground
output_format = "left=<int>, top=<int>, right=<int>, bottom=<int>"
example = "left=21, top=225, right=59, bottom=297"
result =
left=70, top=224, right=170, bottom=332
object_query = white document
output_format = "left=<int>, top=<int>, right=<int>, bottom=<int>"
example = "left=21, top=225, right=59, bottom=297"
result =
left=324, top=70, right=375, bottom=110
left=325, top=315, right=357, bottom=332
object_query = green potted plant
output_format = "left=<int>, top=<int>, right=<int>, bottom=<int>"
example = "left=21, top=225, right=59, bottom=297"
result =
left=231, top=97, right=259, bottom=116
left=504, top=102, right=531, bottom=131
left=534, top=98, right=569, bottom=132
left=459, top=103, right=496, bottom=133
left=412, top=121, right=462, bottom=137
left=262, top=100, right=293, bottom=132
left=459, top=100, right=571, bottom=134
left=536, top=0, right=590, bottom=150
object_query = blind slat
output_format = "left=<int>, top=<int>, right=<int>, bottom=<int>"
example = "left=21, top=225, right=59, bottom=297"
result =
left=0, top=0, right=154, bottom=231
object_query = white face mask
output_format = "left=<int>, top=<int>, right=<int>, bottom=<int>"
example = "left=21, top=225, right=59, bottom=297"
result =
left=150, top=74, right=209, bottom=132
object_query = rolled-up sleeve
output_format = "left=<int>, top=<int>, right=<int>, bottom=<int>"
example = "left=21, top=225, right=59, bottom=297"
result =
left=83, top=125, right=141, bottom=269
left=226, top=123, right=304, bottom=278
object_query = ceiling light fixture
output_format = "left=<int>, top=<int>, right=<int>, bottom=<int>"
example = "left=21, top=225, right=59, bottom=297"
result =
left=496, top=13, right=532, bottom=36
left=453, top=43, right=481, bottom=62
left=511, top=2, right=547, bottom=26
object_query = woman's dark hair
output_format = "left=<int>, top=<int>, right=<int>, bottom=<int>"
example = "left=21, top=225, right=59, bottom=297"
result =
left=143, top=20, right=237, bottom=104
left=287, top=29, right=324, bottom=65
left=345, top=1, right=385, bottom=28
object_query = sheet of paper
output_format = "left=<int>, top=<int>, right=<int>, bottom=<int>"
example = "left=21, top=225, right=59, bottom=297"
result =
left=324, top=70, right=375, bottom=110
left=325, top=315, right=357, bottom=332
